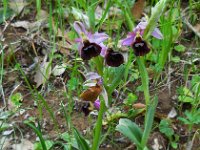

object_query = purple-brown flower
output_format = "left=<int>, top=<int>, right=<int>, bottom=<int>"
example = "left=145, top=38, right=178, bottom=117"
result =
left=81, top=72, right=102, bottom=116
left=105, top=48, right=124, bottom=67
left=121, top=21, right=163, bottom=56
left=74, top=21, right=108, bottom=60
left=132, top=36, right=150, bottom=56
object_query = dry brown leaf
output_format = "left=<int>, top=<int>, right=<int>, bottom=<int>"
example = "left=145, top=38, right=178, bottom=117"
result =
left=34, top=58, right=51, bottom=87
left=11, top=21, right=30, bottom=30
left=52, top=63, right=67, bottom=76
left=194, top=23, right=200, bottom=32
left=3, top=139, right=34, bottom=150
left=11, top=19, right=47, bottom=33
left=9, top=0, right=28, bottom=14
left=131, top=0, right=146, bottom=20
left=37, top=10, right=49, bottom=20
left=58, top=40, right=71, bottom=56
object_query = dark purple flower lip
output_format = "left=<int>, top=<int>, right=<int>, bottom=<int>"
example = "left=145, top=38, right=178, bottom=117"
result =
left=82, top=101, right=93, bottom=116
left=81, top=40, right=102, bottom=60
left=81, top=100, right=100, bottom=116
left=132, top=36, right=150, bottom=56
left=105, top=48, right=124, bottom=67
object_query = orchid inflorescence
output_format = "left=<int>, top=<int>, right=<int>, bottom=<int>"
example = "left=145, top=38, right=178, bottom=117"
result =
left=74, top=20, right=163, bottom=61
left=74, top=21, right=124, bottom=67
left=74, top=21, right=163, bottom=115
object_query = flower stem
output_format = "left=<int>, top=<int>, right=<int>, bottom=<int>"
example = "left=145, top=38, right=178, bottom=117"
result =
left=93, top=56, right=104, bottom=76
left=136, top=57, right=150, bottom=105
left=91, top=100, right=106, bottom=150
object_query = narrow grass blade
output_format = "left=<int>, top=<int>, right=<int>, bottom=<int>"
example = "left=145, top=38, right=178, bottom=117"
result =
left=96, top=0, right=111, bottom=30
left=87, top=0, right=98, bottom=31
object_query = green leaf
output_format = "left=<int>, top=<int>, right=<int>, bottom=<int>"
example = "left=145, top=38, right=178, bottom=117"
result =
left=171, top=141, right=178, bottom=149
left=67, top=77, right=79, bottom=91
left=123, top=93, right=138, bottom=105
left=24, top=122, right=47, bottom=150
left=178, top=96, right=194, bottom=103
left=178, top=109, right=200, bottom=125
left=191, top=75, right=200, bottom=95
left=141, top=96, right=158, bottom=147
left=0, top=110, right=13, bottom=120
left=116, top=118, right=142, bottom=148
left=10, top=92, right=23, bottom=107
left=0, top=8, right=13, bottom=24
left=174, top=45, right=186, bottom=52
left=34, top=140, right=54, bottom=150
left=96, top=0, right=111, bottom=29
left=87, top=0, right=98, bottom=31
left=60, top=132, right=79, bottom=149
left=144, top=0, right=170, bottom=40
left=108, top=65, right=125, bottom=95
left=0, top=121, right=11, bottom=132
left=178, top=117, right=190, bottom=125
left=171, top=56, right=180, bottom=63
left=67, top=30, right=77, bottom=40
left=177, top=86, right=194, bottom=102
left=73, top=128, right=90, bottom=150
left=159, top=119, right=174, bottom=138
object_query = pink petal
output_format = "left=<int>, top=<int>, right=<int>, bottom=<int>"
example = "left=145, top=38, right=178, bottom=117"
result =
left=87, top=32, right=93, bottom=39
left=90, top=32, right=109, bottom=44
left=85, top=72, right=101, bottom=81
left=136, top=21, right=148, bottom=30
left=94, top=100, right=100, bottom=110
left=127, top=32, right=135, bottom=36
left=152, top=28, right=163, bottom=39
left=74, top=38, right=82, bottom=42
left=73, top=21, right=88, bottom=36
left=78, top=43, right=84, bottom=54
left=100, top=43, right=107, bottom=57
left=121, top=34, right=135, bottom=46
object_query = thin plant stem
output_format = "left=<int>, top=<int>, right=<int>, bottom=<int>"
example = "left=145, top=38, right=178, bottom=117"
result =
left=136, top=57, right=150, bottom=105
left=3, top=0, right=8, bottom=22
left=91, top=100, right=106, bottom=150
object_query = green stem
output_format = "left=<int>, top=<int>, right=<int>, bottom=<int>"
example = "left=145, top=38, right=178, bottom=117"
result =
left=91, top=100, right=106, bottom=150
left=93, top=56, right=103, bottom=76
left=136, top=57, right=150, bottom=105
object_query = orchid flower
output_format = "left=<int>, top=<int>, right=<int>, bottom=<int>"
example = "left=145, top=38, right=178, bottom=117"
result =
left=105, top=48, right=124, bottom=67
left=80, top=72, right=103, bottom=115
left=121, top=21, right=163, bottom=56
left=101, top=39, right=124, bottom=67
left=73, top=21, right=108, bottom=60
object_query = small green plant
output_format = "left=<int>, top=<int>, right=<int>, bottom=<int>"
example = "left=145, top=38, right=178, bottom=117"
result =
left=178, top=109, right=200, bottom=132
left=123, top=93, right=138, bottom=106
left=177, top=75, right=200, bottom=106
left=177, top=75, right=200, bottom=144
left=10, top=92, right=23, bottom=107
left=159, top=119, right=179, bottom=149
left=116, top=97, right=158, bottom=150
